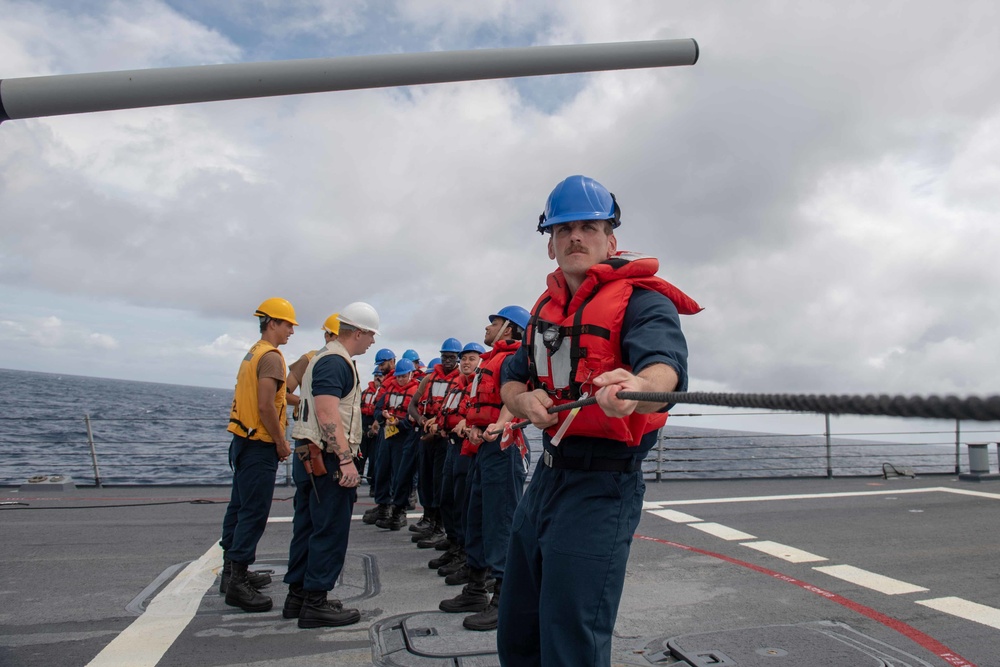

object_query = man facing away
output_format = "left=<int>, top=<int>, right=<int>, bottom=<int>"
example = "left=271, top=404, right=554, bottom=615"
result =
left=285, top=312, right=340, bottom=417
left=282, top=301, right=380, bottom=628
left=498, top=175, right=702, bottom=666
left=220, top=297, right=297, bottom=613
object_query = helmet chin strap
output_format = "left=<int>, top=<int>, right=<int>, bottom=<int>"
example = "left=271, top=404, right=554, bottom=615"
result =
left=489, top=319, right=508, bottom=347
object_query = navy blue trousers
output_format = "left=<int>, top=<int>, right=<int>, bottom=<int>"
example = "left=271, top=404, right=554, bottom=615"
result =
left=440, top=437, right=471, bottom=544
left=464, top=439, right=526, bottom=579
left=417, top=434, right=448, bottom=510
left=391, top=428, right=421, bottom=507
left=372, top=430, right=393, bottom=504
left=219, top=435, right=278, bottom=565
left=284, top=442, right=356, bottom=592
left=497, top=463, right=645, bottom=667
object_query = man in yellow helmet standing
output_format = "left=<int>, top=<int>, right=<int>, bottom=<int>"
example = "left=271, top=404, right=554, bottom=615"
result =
left=285, top=313, right=340, bottom=417
left=219, top=297, right=297, bottom=613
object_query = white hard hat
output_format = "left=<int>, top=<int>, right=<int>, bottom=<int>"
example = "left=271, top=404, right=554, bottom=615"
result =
left=338, top=301, right=380, bottom=335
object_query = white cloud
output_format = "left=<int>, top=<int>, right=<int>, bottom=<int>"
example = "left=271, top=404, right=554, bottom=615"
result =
left=2, top=0, right=1000, bottom=405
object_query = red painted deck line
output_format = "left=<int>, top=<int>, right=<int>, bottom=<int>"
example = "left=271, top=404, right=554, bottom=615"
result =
left=635, top=534, right=977, bottom=667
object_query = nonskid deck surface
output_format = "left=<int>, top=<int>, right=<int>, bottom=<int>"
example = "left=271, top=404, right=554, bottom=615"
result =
left=2, top=477, right=998, bottom=666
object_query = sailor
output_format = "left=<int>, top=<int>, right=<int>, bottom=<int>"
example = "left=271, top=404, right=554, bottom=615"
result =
left=362, top=348, right=396, bottom=525
left=428, top=341, right=485, bottom=575
left=285, top=313, right=339, bottom=418
left=219, top=297, right=296, bottom=613
left=358, top=367, right=383, bottom=489
left=407, top=338, right=463, bottom=547
left=498, top=175, right=700, bottom=666
left=282, top=301, right=379, bottom=628
left=439, top=306, right=530, bottom=632
left=375, top=357, right=420, bottom=530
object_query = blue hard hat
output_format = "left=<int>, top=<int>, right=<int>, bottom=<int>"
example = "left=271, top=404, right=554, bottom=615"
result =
left=402, top=349, right=421, bottom=362
left=426, top=357, right=441, bottom=370
left=373, top=366, right=383, bottom=377
left=440, top=337, right=463, bottom=354
left=395, top=358, right=415, bottom=375
left=537, top=175, right=620, bottom=234
left=461, top=342, right=486, bottom=355
left=375, top=348, right=395, bottom=363
left=489, top=305, right=531, bottom=331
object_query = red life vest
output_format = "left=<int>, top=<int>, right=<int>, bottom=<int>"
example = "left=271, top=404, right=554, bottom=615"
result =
left=360, top=381, right=379, bottom=417
left=466, top=340, right=520, bottom=427
left=420, top=365, right=462, bottom=418
left=384, top=376, right=420, bottom=421
left=437, top=373, right=471, bottom=431
left=526, top=252, right=701, bottom=446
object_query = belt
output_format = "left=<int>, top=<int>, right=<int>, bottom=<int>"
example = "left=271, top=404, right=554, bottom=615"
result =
left=541, top=450, right=640, bottom=472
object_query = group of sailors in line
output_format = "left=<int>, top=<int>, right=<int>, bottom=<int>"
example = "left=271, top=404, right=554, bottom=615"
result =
left=218, top=174, right=698, bottom=667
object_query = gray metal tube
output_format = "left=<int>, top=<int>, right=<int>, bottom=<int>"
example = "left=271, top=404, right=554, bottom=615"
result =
left=0, top=39, right=697, bottom=121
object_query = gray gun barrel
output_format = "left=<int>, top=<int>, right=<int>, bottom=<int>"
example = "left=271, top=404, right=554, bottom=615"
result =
left=0, top=39, right=697, bottom=122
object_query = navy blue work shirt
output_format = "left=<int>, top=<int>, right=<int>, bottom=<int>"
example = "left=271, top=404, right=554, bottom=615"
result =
left=311, top=354, right=355, bottom=400
left=501, top=288, right=688, bottom=457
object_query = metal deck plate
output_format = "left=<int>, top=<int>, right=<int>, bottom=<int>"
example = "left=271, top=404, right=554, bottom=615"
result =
left=642, top=621, right=935, bottom=666
left=371, top=612, right=499, bottom=666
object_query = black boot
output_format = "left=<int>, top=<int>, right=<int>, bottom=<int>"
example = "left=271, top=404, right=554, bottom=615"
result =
left=219, top=557, right=272, bottom=594
left=297, top=590, right=361, bottom=628
left=429, top=542, right=462, bottom=570
left=444, top=563, right=470, bottom=585
left=463, top=578, right=501, bottom=631
left=408, top=509, right=432, bottom=533
left=438, top=547, right=468, bottom=583
left=439, top=567, right=490, bottom=613
left=224, top=561, right=273, bottom=613
left=281, top=583, right=305, bottom=619
left=364, top=503, right=388, bottom=525
left=386, top=505, right=408, bottom=531
left=374, top=504, right=395, bottom=529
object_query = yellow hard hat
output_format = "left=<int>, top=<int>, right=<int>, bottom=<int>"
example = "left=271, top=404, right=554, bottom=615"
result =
left=322, top=313, right=340, bottom=335
left=254, top=297, right=298, bottom=325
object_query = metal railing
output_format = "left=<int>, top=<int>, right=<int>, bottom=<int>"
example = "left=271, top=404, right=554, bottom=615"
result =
left=2, top=409, right=999, bottom=486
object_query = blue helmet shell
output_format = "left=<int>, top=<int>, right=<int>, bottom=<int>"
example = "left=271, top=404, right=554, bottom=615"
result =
left=439, top=337, right=463, bottom=354
left=395, top=358, right=415, bottom=375
left=537, top=175, right=620, bottom=233
left=375, top=348, right=395, bottom=363
left=489, top=305, right=530, bottom=331
left=402, top=349, right=421, bottom=362
left=461, top=342, right=486, bottom=355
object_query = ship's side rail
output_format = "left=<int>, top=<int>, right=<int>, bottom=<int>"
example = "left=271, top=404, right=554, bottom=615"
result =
left=2, top=409, right=999, bottom=486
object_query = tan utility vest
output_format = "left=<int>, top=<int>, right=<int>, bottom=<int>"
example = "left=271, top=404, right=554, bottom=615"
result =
left=292, top=340, right=362, bottom=455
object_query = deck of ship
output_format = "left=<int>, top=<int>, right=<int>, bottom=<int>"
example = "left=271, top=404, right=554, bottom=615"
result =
left=2, top=475, right=999, bottom=666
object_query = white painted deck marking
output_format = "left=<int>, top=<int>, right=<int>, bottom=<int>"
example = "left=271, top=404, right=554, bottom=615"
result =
left=740, top=540, right=827, bottom=563
left=268, top=516, right=292, bottom=522
left=917, top=597, right=1000, bottom=630
left=813, top=564, right=928, bottom=595
left=689, top=522, right=756, bottom=541
left=649, top=509, right=702, bottom=523
left=86, top=542, right=222, bottom=667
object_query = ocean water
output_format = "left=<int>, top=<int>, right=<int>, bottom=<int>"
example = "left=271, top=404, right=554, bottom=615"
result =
left=0, top=367, right=977, bottom=486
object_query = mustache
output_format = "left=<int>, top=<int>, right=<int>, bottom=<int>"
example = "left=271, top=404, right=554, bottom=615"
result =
left=566, top=243, right=586, bottom=254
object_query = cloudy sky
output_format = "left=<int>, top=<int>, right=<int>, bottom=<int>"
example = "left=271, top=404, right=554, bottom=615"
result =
left=2, top=0, right=999, bottom=423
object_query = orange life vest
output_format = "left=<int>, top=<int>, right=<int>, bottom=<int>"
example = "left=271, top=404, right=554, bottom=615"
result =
left=360, top=380, right=379, bottom=417
left=466, top=340, right=520, bottom=427
left=420, top=365, right=462, bottom=418
left=526, top=252, right=701, bottom=446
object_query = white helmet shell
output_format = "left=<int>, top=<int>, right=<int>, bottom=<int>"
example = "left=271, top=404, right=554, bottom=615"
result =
left=338, top=301, right=381, bottom=335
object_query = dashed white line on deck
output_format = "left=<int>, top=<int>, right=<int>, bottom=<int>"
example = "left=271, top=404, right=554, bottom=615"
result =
left=813, top=564, right=928, bottom=595
left=740, top=540, right=827, bottom=563
left=689, top=522, right=756, bottom=541
left=916, top=597, right=1000, bottom=630
left=648, top=509, right=702, bottom=523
